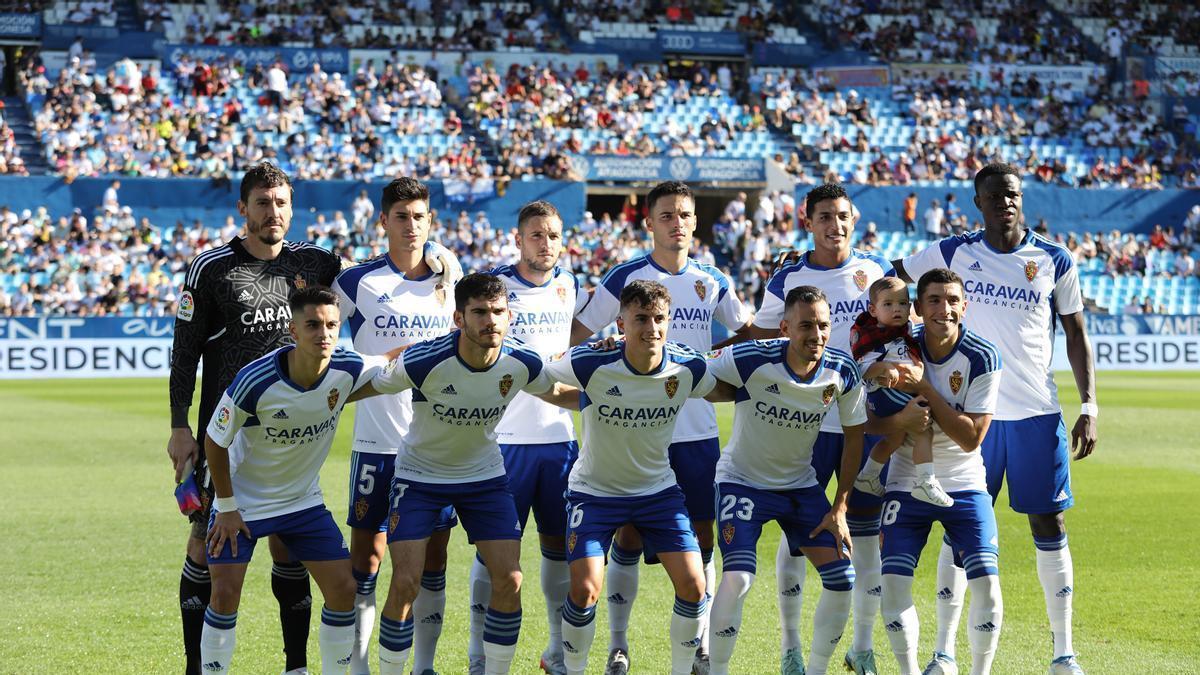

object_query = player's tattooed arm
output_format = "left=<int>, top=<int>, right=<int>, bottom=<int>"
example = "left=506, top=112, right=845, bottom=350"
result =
left=1060, top=311, right=1097, bottom=460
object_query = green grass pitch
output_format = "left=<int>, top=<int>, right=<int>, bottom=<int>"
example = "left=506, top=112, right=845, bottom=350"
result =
left=2, top=372, right=1198, bottom=673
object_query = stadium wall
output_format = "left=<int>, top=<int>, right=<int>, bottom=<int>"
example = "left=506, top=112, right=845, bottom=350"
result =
left=3, top=315, right=1198, bottom=379
left=808, top=184, right=1200, bottom=234
left=0, top=177, right=587, bottom=233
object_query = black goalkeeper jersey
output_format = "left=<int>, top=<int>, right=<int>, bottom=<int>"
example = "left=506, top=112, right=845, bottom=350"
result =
left=169, top=236, right=343, bottom=437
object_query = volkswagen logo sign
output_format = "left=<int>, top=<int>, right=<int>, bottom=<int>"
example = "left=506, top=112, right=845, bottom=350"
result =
left=668, top=158, right=693, bottom=181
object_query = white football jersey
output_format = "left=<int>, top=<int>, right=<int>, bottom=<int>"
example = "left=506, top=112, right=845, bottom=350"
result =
left=754, top=250, right=894, bottom=433
left=489, top=264, right=587, bottom=445
left=206, top=347, right=375, bottom=520
left=575, top=254, right=750, bottom=442
left=709, top=340, right=866, bottom=491
left=333, top=258, right=455, bottom=455
left=902, top=230, right=1082, bottom=420
left=857, top=329, right=918, bottom=394
left=371, top=331, right=550, bottom=483
left=885, top=326, right=1002, bottom=494
left=542, top=341, right=716, bottom=498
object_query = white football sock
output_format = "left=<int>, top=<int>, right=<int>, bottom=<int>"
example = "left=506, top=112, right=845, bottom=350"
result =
left=700, top=549, right=715, bottom=653
left=541, top=548, right=570, bottom=658
left=199, top=608, right=237, bottom=674
left=411, top=571, right=446, bottom=673
left=809, top=560, right=854, bottom=675
left=881, top=574, right=920, bottom=675
left=606, top=544, right=641, bottom=652
left=482, top=607, right=521, bottom=674
left=775, top=539, right=806, bottom=652
left=670, top=596, right=706, bottom=675
left=861, top=457, right=885, bottom=478
left=351, top=569, right=378, bottom=675
left=933, top=541, right=967, bottom=657
left=849, top=527, right=882, bottom=653
left=468, top=554, right=490, bottom=664
left=1035, top=535, right=1074, bottom=658
left=708, top=570, right=754, bottom=671
left=561, top=598, right=597, bottom=675
left=320, top=606, right=356, bottom=674
left=966, top=574, right=1003, bottom=675
left=377, top=615, right=412, bottom=675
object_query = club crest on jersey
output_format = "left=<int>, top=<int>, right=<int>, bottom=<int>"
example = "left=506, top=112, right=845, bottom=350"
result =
left=722, top=521, right=735, bottom=545
left=949, top=370, right=963, bottom=394
left=853, top=269, right=868, bottom=291
left=388, top=511, right=399, bottom=533
left=499, top=374, right=514, bottom=397
left=1024, top=261, right=1038, bottom=282
left=567, top=531, right=577, bottom=553
left=821, top=384, right=836, bottom=405
left=294, top=273, right=307, bottom=290
left=665, top=375, right=680, bottom=399
left=694, top=280, right=707, bottom=300
left=327, top=388, right=340, bottom=411
left=435, top=283, right=448, bottom=305
left=557, top=286, right=568, bottom=304
left=354, top=497, right=369, bottom=521
left=177, top=290, right=195, bottom=321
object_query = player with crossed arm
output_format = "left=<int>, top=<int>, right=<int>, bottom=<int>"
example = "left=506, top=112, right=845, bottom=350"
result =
left=570, top=181, right=752, bottom=675
left=547, top=280, right=717, bottom=675
left=705, top=285, right=886, bottom=675
left=731, top=184, right=905, bottom=675
left=332, top=177, right=458, bottom=675
left=200, top=286, right=377, bottom=674
left=348, top=274, right=575, bottom=675
left=467, top=200, right=590, bottom=675
left=893, top=164, right=1096, bottom=675
left=874, top=268, right=1005, bottom=675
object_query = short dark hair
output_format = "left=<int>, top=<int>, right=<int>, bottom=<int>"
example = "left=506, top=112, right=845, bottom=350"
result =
left=804, top=183, right=850, bottom=221
left=240, top=162, right=293, bottom=204
left=645, top=181, right=693, bottom=215
left=784, top=285, right=828, bottom=312
left=288, top=285, right=339, bottom=314
left=974, top=162, right=1021, bottom=193
left=517, top=200, right=561, bottom=231
left=454, top=272, right=507, bottom=311
left=380, top=177, right=430, bottom=215
left=619, top=279, right=671, bottom=311
left=868, top=276, right=909, bottom=303
left=916, top=268, right=964, bottom=301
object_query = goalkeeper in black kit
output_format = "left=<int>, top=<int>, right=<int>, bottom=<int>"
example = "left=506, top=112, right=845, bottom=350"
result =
left=167, top=163, right=460, bottom=674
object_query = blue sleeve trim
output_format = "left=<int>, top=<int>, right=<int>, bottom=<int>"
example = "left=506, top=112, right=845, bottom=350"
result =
left=334, top=258, right=387, bottom=308
left=504, top=341, right=545, bottom=381
left=402, top=333, right=456, bottom=390
left=1029, top=233, right=1074, bottom=281
left=599, top=256, right=650, bottom=298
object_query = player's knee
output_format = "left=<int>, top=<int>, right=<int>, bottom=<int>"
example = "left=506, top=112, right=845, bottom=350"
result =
left=209, top=580, right=242, bottom=613
left=1028, top=512, right=1065, bottom=538
left=673, top=574, right=706, bottom=603
left=389, top=569, right=422, bottom=606
left=326, top=575, right=358, bottom=610
left=569, top=575, right=602, bottom=607
left=185, top=536, right=207, bottom=561
left=489, top=568, right=523, bottom=599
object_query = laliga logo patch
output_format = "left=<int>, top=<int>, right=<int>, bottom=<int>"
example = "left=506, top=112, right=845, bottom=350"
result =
left=1024, top=260, right=1038, bottom=282
left=499, top=373, right=514, bottom=397
left=706, top=348, right=723, bottom=359
left=567, top=531, right=577, bottom=553
left=550, top=350, right=567, bottom=362
left=388, top=512, right=400, bottom=533
left=665, top=375, right=680, bottom=399
left=435, top=283, right=448, bottom=305
left=722, top=521, right=735, bottom=545
left=354, top=497, right=369, bottom=521
left=557, top=285, right=568, bottom=304
left=177, top=290, right=195, bottom=321
left=854, top=269, right=868, bottom=291
left=216, top=405, right=231, bottom=430
left=949, top=370, right=963, bottom=394
left=294, top=273, right=307, bottom=290
left=694, top=280, right=707, bottom=301
left=327, top=388, right=340, bottom=411
left=822, top=384, right=836, bottom=405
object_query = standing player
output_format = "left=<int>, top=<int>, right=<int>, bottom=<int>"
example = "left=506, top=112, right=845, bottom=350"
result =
left=332, top=177, right=457, bottom=675
left=875, top=269, right=1004, bottom=675
left=704, top=285, right=880, bottom=675
left=732, top=184, right=900, bottom=674
left=570, top=181, right=752, bottom=674
left=200, top=286, right=374, bottom=674
left=168, top=163, right=343, bottom=675
left=546, top=281, right=717, bottom=675
left=468, top=200, right=590, bottom=674
left=893, top=163, right=1096, bottom=674
left=349, top=274, right=573, bottom=675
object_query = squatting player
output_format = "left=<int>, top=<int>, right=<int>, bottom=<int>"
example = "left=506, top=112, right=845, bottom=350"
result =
left=332, top=177, right=457, bottom=675
left=200, top=286, right=378, bottom=674
left=704, top=285, right=875, bottom=675
left=570, top=181, right=752, bottom=674
left=468, top=200, right=590, bottom=675
left=894, top=163, right=1096, bottom=674
left=546, top=280, right=717, bottom=675
left=874, top=269, right=1004, bottom=675
left=348, top=274, right=575, bottom=675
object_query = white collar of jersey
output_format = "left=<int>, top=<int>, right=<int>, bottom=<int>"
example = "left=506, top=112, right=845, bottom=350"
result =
left=643, top=253, right=693, bottom=276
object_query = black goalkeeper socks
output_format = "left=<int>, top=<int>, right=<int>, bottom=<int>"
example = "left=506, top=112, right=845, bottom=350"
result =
left=271, top=561, right=312, bottom=671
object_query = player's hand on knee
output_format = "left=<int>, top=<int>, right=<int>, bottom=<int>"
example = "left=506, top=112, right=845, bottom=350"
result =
left=168, top=428, right=200, bottom=483
left=811, top=510, right=852, bottom=559
left=1071, top=413, right=1097, bottom=460
left=207, top=511, right=250, bottom=558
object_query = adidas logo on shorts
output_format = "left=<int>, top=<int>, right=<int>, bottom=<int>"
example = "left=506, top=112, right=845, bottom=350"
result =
left=885, top=620, right=904, bottom=633
left=238, top=289, right=253, bottom=302
left=974, top=621, right=998, bottom=632
left=716, top=626, right=738, bottom=637
left=442, top=384, right=458, bottom=395
left=272, top=410, right=289, bottom=419
left=969, top=261, right=983, bottom=271
left=606, top=385, right=622, bottom=396
left=765, top=383, right=780, bottom=394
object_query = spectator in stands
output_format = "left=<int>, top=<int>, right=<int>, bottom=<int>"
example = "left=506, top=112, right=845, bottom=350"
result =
left=902, top=192, right=917, bottom=234
left=923, top=198, right=944, bottom=241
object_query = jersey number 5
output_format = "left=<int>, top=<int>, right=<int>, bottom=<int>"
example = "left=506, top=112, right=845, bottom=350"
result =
left=357, top=463, right=377, bottom=495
